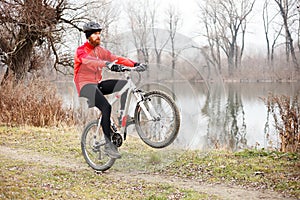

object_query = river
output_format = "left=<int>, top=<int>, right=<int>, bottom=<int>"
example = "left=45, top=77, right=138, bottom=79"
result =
left=172, top=81, right=300, bottom=151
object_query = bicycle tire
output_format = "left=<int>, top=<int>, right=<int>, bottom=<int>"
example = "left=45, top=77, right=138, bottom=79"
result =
left=134, top=90, right=180, bottom=148
left=81, top=119, right=115, bottom=171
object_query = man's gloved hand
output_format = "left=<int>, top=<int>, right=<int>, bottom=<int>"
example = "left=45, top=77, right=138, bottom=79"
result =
left=134, top=63, right=148, bottom=72
left=110, top=64, right=123, bottom=72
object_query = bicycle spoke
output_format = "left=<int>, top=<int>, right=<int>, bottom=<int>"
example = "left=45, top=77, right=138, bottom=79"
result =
left=81, top=120, right=115, bottom=171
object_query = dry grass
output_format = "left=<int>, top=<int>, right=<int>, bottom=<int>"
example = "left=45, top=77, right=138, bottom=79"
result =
left=263, top=94, right=300, bottom=153
left=0, top=78, right=76, bottom=127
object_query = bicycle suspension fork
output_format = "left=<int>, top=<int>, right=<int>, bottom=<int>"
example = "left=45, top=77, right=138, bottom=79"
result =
left=134, top=90, right=160, bottom=121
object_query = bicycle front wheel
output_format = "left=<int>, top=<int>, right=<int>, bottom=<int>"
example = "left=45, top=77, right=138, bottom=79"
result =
left=81, top=119, right=115, bottom=171
left=134, top=90, right=180, bottom=148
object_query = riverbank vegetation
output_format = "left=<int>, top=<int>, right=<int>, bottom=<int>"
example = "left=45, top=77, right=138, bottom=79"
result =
left=0, top=78, right=76, bottom=127
left=263, top=94, right=300, bottom=153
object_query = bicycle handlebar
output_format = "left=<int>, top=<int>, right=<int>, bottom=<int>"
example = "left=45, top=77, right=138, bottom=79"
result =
left=106, top=61, right=147, bottom=72
left=120, top=66, right=138, bottom=72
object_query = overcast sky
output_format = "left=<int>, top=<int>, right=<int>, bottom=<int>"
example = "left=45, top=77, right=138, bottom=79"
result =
left=112, top=0, right=274, bottom=54
left=166, top=0, right=267, bottom=52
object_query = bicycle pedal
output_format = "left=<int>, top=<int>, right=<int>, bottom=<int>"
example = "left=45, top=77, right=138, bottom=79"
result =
left=112, top=133, right=123, bottom=147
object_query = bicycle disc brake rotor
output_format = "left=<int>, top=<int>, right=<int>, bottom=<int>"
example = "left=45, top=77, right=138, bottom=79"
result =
left=112, top=133, right=123, bottom=147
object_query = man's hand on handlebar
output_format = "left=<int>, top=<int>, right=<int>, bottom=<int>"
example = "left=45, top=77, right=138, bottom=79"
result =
left=111, top=64, right=123, bottom=72
left=134, top=63, right=148, bottom=72
left=106, top=61, right=148, bottom=72
left=106, top=62, right=123, bottom=72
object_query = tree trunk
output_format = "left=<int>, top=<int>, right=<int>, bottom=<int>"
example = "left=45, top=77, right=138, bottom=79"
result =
left=276, top=0, right=299, bottom=70
left=9, top=25, right=38, bottom=80
left=285, top=28, right=299, bottom=70
left=228, top=43, right=235, bottom=76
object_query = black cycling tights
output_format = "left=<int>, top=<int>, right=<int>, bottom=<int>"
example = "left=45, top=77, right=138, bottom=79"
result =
left=80, top=79, right=127, bottom=142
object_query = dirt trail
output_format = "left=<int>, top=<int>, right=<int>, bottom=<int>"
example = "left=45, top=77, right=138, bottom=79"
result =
left=0, top=145, right=296, bottom=200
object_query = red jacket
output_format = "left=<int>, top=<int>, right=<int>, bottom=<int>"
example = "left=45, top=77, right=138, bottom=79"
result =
left=74, top=41, right=136, bottom=95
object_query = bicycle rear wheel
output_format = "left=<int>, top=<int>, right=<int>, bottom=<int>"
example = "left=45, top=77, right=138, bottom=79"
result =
left=134, top=90, right=180, bottom=148
left=81, top=119, right=115, bottom=171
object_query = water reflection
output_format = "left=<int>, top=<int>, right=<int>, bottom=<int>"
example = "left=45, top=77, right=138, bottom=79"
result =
left=202, top=83, right=247, bottom=151
left=173, top=82, right=300, bottom=151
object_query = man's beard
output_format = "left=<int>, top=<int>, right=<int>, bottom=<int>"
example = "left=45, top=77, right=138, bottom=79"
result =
left=89, top=39, right=100, bottom=46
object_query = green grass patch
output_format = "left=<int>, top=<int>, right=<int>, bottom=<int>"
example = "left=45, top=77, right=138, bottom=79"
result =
left=162, top=150, right=300, bottom=198
left=0, top=125, right=82, bottom=157
left=0, top=155, right=210, bottom=199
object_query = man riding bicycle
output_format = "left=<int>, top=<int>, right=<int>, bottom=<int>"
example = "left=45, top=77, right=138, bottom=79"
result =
left=74, top=21, right=146, bottom=159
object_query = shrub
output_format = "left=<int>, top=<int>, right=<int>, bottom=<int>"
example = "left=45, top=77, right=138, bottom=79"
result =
left=0, top=78, right=75, bottom=127
left=264, top=94, right=300, bottom=153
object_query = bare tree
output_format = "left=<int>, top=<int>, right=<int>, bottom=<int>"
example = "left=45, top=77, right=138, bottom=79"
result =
left=220, top=0, right=255, bottom=75
left=126, top=0, right=152, bottom=63
left=273, top=0, right=299, bottom=70
left=263, top=0, right=283, bottom=68
left=0, top=0, right=98, bottom=81
left=150, top=2, right=170, bottom=67
left=263, top=0, right=272, bottom=65
left=199, top=0, right=256, bottom=76
left=165, top=4, right=182, bottom=78
left=198, top=1, right=222, bottom=78
left=1, top=0, right=57, bottom=80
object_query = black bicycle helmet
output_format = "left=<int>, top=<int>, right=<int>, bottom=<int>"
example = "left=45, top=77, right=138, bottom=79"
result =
left=83, top=21, right=103, bottom=38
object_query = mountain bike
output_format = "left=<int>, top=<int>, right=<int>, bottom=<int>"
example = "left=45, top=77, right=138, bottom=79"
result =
left=81, top=63, right=181, bottom=171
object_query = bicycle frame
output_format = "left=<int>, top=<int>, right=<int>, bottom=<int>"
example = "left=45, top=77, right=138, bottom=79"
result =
left=96, top=69, right=159, bottom=140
